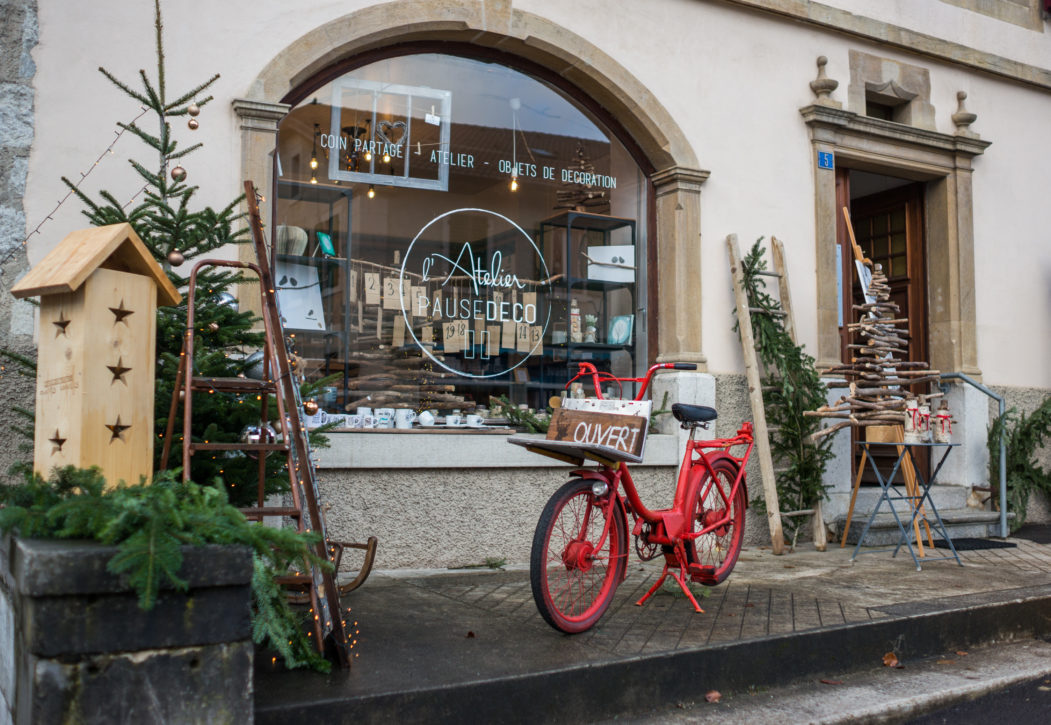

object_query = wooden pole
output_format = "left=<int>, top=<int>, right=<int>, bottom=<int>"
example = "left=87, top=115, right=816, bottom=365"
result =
left=728, top=234, right=784, bottom=554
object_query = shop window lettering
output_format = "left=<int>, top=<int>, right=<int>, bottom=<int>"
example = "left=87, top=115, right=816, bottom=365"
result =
left=421, top=244, right=526, bottom=294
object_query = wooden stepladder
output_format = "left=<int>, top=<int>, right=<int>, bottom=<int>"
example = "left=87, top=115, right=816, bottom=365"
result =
left=727, top=234, right=827, bottom=554
left=160, top=181, right=375, bottom=668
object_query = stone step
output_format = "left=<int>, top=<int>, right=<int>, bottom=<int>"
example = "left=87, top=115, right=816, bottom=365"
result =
left=834, top=507, right=1002, bottom=546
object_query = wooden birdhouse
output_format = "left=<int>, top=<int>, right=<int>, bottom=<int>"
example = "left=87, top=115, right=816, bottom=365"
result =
left=11, top=223, right=181, bottom=488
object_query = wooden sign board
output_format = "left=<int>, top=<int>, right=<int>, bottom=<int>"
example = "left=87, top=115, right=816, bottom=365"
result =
left=546, top=407, right=648, bottom=460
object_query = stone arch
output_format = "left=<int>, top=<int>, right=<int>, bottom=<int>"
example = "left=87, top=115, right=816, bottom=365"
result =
left=234, top=1, right=709, bottom=364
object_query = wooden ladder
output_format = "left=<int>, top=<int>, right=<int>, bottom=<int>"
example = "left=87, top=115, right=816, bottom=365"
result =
left=727, top=234, right=827, bottom=554
left=159, top=181, right=372, bottom=667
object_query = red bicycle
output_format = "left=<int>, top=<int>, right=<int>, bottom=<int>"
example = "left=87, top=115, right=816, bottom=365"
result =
left=525, top=362, right=754, bottom=634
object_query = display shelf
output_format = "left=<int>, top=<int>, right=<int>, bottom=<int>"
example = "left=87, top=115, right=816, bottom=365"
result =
left=273, top=181, right=353, bottom=403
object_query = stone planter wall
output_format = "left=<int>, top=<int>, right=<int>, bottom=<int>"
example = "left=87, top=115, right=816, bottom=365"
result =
left=0, top=536, right=254, bottom=725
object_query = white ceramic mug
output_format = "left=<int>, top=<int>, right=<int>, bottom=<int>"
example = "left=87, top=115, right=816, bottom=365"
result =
left=445, top=413, right=462, bottom=427
left=361, top=415, right=376, bottom=429
left=376, top=408, right=395, bottom=428
left=418, top=410, right=436, bottom=427
left=394, top=409, right=416, bottom=429
left=357, top=407, right=373, bottom=418
left=349, top=414, right=364, bottom=429
left=465, top=414, right=484, bottom=428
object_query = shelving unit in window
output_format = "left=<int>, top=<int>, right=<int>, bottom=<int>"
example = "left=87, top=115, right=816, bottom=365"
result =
left=273, top=181, right=352, bottom=408
left=537, top=211, right=637, bottom=389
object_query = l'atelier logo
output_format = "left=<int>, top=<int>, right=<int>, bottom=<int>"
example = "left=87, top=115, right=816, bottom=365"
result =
left=399, top=208, right=551, bottom=378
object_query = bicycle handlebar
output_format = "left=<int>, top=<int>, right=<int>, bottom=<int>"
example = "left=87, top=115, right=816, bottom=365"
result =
left=566, top=361, right=697, bottom=401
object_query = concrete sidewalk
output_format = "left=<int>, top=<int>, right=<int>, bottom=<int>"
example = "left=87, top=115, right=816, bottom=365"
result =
left=254, top=537, right=1051, bottom=724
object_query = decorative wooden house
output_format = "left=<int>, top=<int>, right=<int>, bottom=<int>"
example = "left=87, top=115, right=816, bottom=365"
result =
left=11, top=224, right=180, bottom=488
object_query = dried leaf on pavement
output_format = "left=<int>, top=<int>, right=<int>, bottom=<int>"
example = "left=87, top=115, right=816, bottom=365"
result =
left=820, top=679, right=843, bottom=685
left=705, top=690, right=722, bottom=703
left=936, top=659, right=955, bottom=665
left=882, top=652, right=899, bottom=667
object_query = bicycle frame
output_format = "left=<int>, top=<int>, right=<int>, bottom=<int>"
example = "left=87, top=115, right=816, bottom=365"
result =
left=562, top=362, right=753, bottom=610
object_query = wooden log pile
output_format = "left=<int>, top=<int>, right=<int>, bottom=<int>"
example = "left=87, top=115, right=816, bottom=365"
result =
left=806, top=263, right=940, bottom=440
left=341, top=343, right=475, bottom=412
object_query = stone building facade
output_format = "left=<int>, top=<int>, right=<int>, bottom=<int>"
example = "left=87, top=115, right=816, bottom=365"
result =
left=4, top=1, right=1050, bottom=567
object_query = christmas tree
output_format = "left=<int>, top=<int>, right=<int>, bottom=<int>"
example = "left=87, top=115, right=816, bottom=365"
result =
left=64, top=1, right=286, bottom=506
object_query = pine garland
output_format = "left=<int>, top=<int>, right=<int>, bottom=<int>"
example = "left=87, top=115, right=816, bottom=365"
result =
left=734, top=239, right=834, bottom=546
left=0, top=466, right=331, bottom=672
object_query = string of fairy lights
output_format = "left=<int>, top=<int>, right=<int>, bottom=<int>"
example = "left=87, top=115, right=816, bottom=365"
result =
left=3, top=103, right=360, bottom=661
left=0, top=106, right=153, bottom=280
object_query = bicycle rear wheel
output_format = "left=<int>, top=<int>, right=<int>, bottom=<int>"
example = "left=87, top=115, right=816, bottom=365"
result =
left=686, top=456, right=746, bottom=585
left=530, top=478, right=628, bottom=634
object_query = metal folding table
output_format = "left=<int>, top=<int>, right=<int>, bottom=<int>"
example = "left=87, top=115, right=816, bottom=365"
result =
left=850, top=441, right=963, bottom=570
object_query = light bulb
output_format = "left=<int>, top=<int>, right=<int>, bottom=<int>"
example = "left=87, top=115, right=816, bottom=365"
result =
left=310, top=174, right=318, bottom=185
left=310, top=156, right=318, bottom=170
left=510, top=168, right=519, bottom=192
left=382, top=152, right=391, bottom=163
left=367, top=185, right=375, bottom=199
left=364, top=151, right=372, bottom=161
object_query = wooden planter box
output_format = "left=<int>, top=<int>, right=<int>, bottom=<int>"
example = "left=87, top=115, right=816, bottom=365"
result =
left=0, top=535, right=253, bottom=724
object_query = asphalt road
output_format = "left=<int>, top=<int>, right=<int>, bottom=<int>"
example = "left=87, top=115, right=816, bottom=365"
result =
left=907, top=674, right=1051, bottom=724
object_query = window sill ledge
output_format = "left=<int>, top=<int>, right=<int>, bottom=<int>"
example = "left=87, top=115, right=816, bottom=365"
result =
left=314, top=431, right=679, bottom=469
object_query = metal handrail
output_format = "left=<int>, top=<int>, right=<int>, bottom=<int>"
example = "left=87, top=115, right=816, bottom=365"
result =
left=939, top=373, right=1007, bottom=538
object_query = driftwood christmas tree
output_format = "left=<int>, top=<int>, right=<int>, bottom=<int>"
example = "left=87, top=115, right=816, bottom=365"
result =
left=554, top=144, right=611, bottom=214
left=807, top=263, right=941, bottom=440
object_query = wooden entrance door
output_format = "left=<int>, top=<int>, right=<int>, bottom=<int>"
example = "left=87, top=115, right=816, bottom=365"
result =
left=837, top=174, right=929, bottom=483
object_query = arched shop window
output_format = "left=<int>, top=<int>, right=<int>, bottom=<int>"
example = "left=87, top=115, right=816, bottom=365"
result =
left=274, top=52, right=648, bottom=424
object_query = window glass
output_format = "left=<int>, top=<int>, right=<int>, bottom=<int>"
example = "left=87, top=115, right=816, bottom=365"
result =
left=274, top=53, right=647, bottom=426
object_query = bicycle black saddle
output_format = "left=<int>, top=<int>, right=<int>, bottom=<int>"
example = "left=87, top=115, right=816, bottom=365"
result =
left=671, top=403, right=718, bottom=423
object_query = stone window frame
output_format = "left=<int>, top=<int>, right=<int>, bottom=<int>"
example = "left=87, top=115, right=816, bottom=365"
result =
left=232, top=2, right=710, bottom=372
left=937, top=0, right=1045, bottom=31
left=801, top=60, right=991, bottom=377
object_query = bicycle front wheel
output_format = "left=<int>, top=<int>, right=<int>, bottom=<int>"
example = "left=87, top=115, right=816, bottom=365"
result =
left=686, top=455, right=746, bottom=585
left=530, top=478, right=627, bottom=634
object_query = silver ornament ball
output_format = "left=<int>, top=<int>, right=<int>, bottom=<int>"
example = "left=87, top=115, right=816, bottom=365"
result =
left=187, top=117, right=199, bottom=130
left=171, top=165, right=187, bottom=182
left=240, top=423, right=278, bottom=458
left=187, top=103, right=201, bottom=117
left=167, top=249, right=185, bottom=267
left=216, top=292, right=239, bottom=311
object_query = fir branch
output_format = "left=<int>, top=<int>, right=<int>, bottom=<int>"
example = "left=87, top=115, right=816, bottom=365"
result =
left=97, top=66, right=151, bottom=105
left=167, top=87, right=218, bottom=112
left=0, top=467, right=332, bottom=671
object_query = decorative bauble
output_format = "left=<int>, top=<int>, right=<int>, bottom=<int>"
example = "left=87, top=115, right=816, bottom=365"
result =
left=187, top=103, right=201, bottom=117
left=304, top=400, right=319, bottom=416
left=208, top=322, right=220, bottom=333
left=240, top=423, right=278, bottom=458
left=167, top=249, right=185, bottom=267
left=171, top=165, right=187, bottom=182
left=244, top=350, right=265, bottom=379
left=187, top=118, right=199, bottom=130
left=216, top=292, right=238, bottom=311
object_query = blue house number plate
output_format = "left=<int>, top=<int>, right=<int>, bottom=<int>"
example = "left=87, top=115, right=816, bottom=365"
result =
left=818, top=151, right=835, bottom=169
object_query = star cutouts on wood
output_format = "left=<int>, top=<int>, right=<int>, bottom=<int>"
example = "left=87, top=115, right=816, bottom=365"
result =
left=53, top=311, right=71, bottom=337
left=105, top=416, right=131, bottom=442
left=107, top=357, right=132, bottom=385
left=109, top=299, right=134, bottom=325
left=49, top=429, right=66, bottom=454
